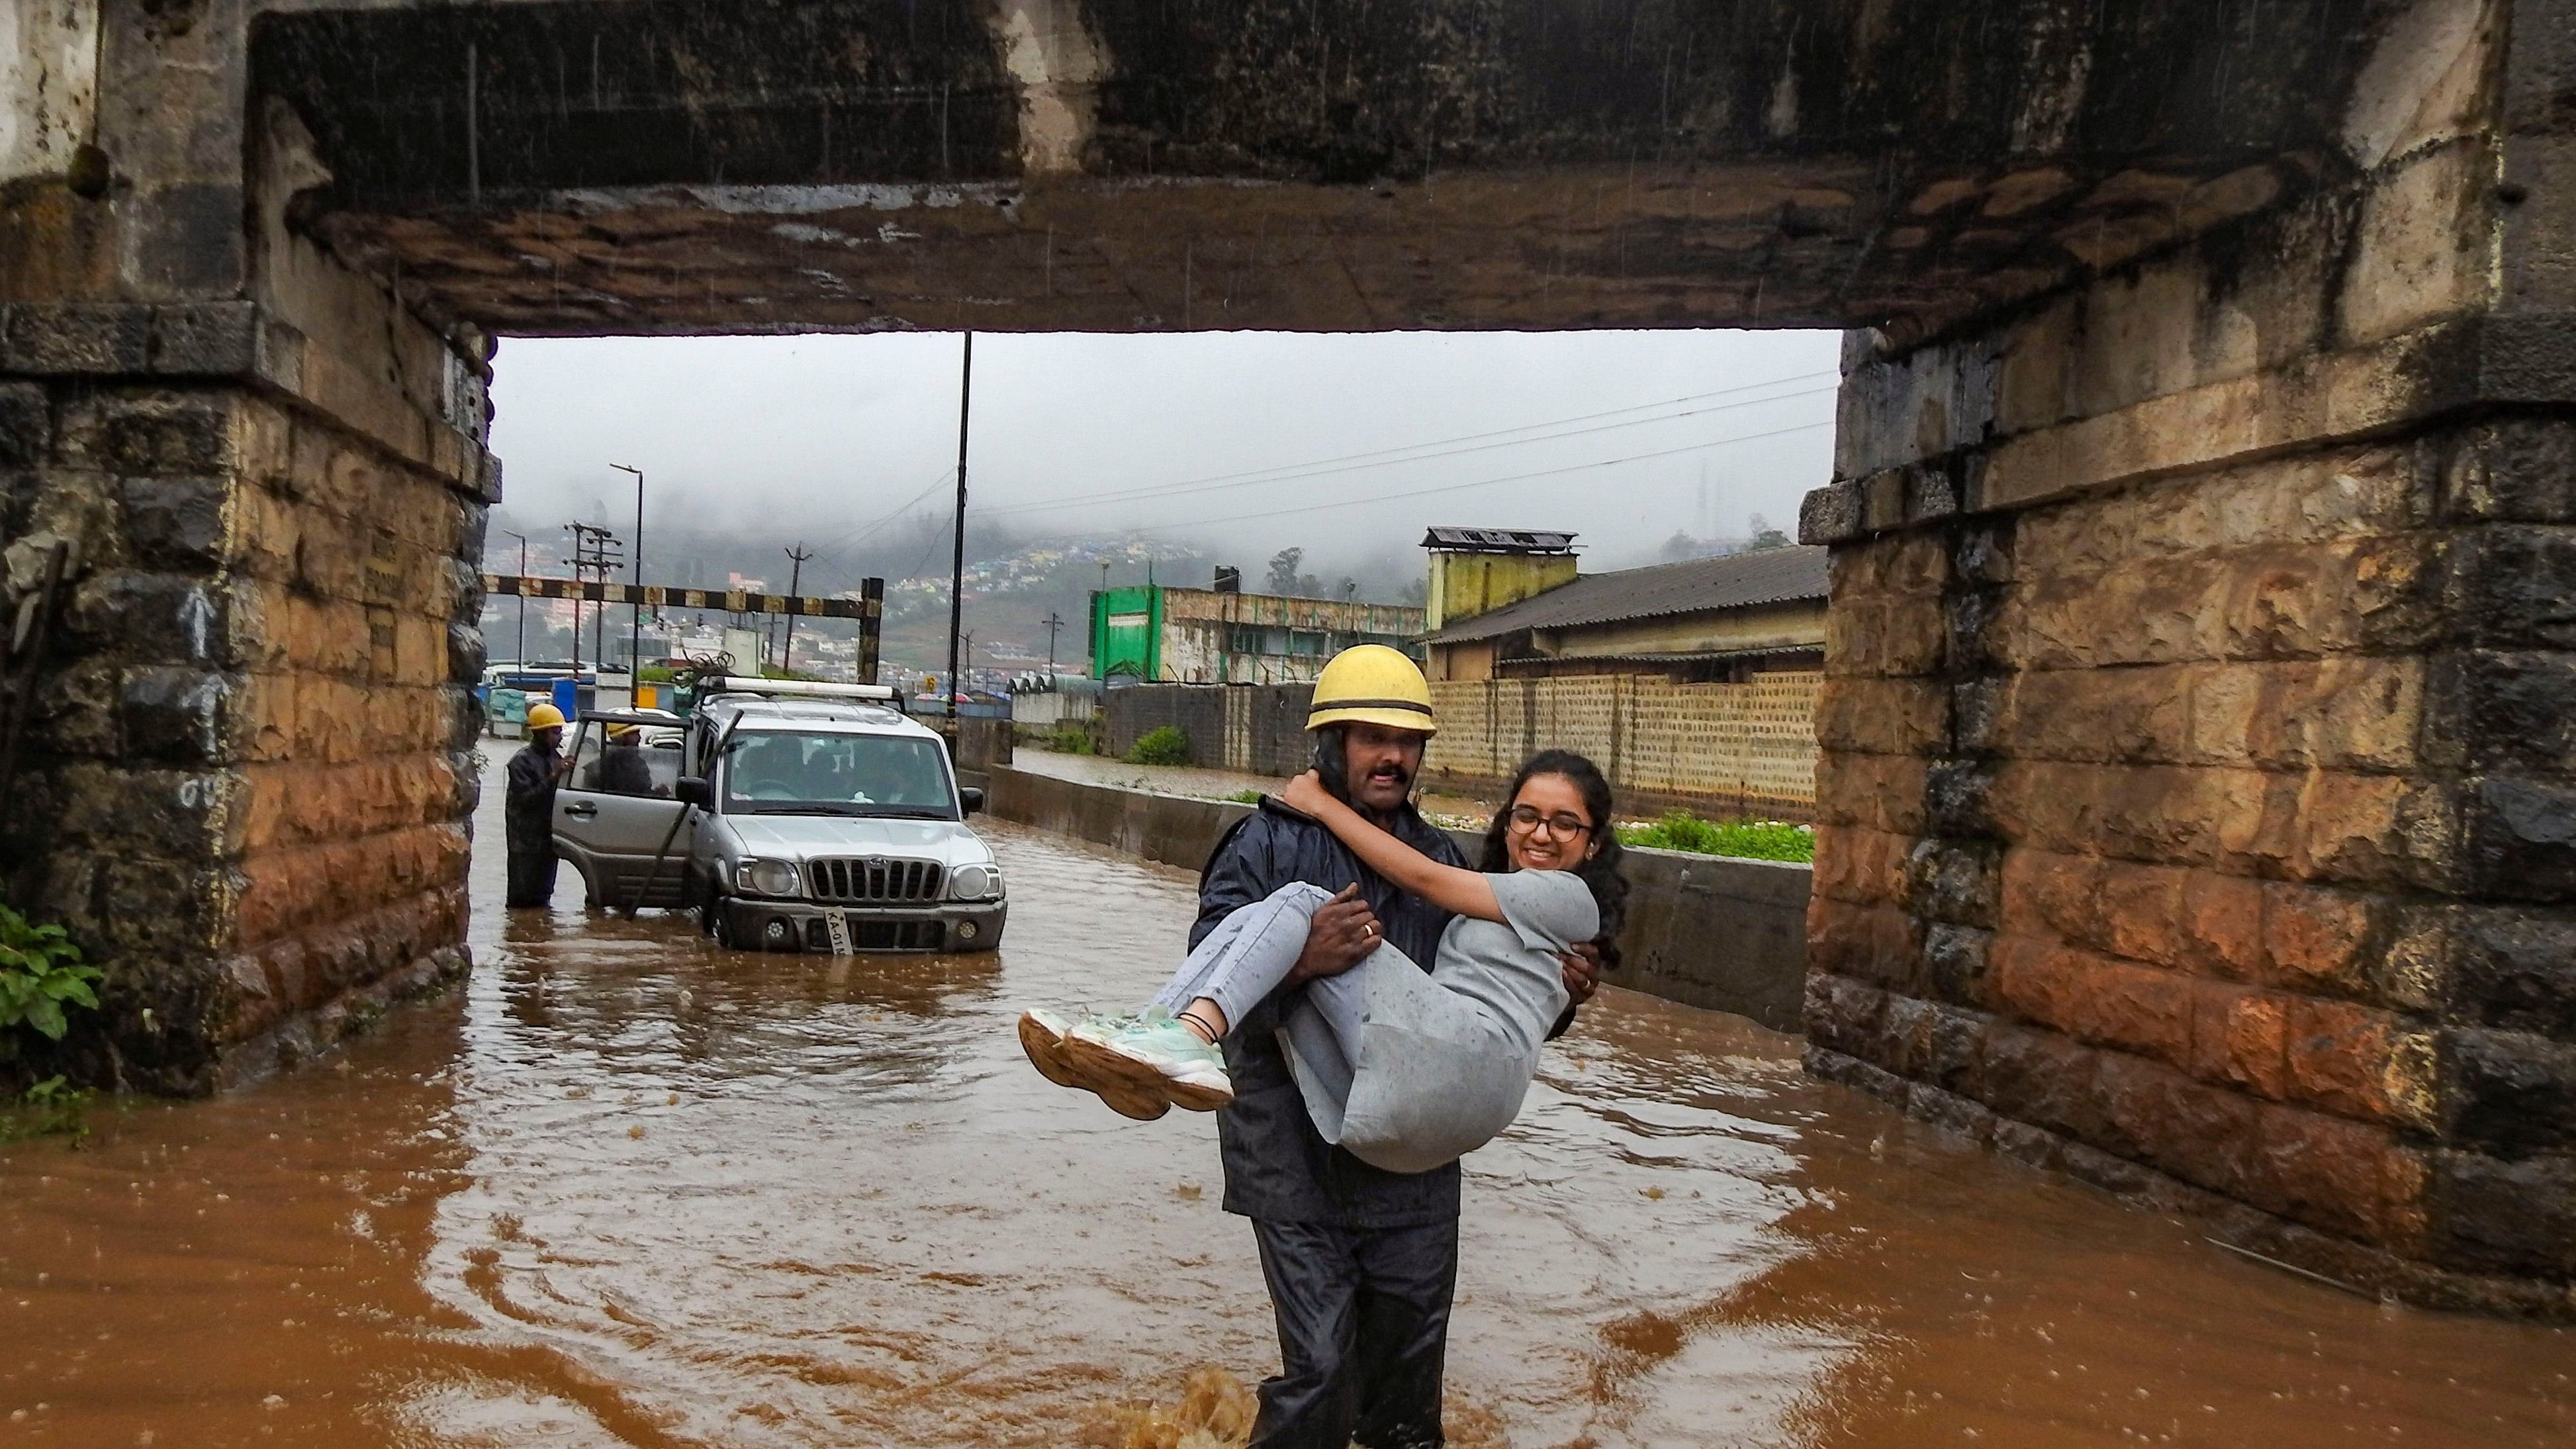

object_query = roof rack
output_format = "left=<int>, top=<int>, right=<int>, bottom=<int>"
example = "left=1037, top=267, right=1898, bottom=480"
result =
left=699, top=677, right=899, bottom=702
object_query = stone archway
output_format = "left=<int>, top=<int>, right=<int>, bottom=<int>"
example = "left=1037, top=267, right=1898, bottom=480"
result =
left=3, top=0, right=2569, bottom=1308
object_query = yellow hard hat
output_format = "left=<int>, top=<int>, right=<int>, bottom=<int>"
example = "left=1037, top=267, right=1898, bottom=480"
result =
left=526, top=702, right=567, bottom=730
left=605, top=721, right=639, bottom=739
left=1306, top=645, right=1436, bottom=735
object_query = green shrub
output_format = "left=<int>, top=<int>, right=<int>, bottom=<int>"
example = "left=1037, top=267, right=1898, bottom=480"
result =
left=636, top=665, right=676, bottom=683
left=1614, top=811, right=1814, bottom=863
left=1125, top=725, right=1191, bottom=767
left=1218, top=788, right=1264, bottom=804
left=1, top=1076, right=95, bottom=1145
left=1047, top=723, right=1096, bottom=755
left=0, top=904, right=103, bottom=1041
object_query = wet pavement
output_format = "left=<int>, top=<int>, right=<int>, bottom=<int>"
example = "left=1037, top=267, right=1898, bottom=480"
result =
left=0, top=761, right=2569, bottom=1447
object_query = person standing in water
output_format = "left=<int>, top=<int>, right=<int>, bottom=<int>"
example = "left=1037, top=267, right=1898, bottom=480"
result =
left=504, top=701, right=571, bottom=909
left=1023, top=647, right=1602, bottom=1449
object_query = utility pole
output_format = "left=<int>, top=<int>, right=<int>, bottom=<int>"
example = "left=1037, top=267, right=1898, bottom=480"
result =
left=1042, top=610, right=1064, bottom=674
left=780, top=543, right=814, bottom=675
left=564, top=523, right=622, bottom=677
left=946, top=330, right=972, bottom=722
left=502, top=530, right=529, bottom=665
left=612, top=464, right=644, bottom=679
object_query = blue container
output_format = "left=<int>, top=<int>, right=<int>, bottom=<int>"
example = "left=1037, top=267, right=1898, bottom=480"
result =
left=552, top=677, right=580, bottom=721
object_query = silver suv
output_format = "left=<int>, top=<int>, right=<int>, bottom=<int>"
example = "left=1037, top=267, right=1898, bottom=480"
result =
left=548, top=682, right=1006, bottom=953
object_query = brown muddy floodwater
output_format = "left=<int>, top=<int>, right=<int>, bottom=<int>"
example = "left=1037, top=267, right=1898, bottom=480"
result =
left=0, top=763, right=2569, bottom=1448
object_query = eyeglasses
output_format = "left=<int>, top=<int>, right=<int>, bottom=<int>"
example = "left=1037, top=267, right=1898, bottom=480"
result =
left=1506, top=805, right=1594, bottom=839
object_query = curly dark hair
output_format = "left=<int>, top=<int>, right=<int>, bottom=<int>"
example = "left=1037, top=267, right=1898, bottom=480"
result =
left=1477, top=749, right=1630, bottom=970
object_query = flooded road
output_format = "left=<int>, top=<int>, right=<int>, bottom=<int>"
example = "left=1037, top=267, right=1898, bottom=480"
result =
left=0, top=763, right=2569, bottom=1448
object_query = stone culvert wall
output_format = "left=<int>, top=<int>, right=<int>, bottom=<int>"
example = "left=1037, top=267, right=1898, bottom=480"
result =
left=0, top=322, right=490, bottom=1094
left=1798, top=6, right=2576, bottom=1315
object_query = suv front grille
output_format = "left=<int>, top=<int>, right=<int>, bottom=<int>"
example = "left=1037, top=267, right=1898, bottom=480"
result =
left=807, top=857, right=945, bottom=904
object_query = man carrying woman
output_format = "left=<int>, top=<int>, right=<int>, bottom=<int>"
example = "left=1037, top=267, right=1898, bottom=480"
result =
left=1019, top=647, right=1620, bottom=1449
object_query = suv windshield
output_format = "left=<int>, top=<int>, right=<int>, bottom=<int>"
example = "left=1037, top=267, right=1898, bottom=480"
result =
left=720, top=731, right=956, bottom=818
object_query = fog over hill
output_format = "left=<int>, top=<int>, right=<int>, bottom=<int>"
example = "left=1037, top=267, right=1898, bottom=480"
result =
left=481, top=328, right=1839, bottom=671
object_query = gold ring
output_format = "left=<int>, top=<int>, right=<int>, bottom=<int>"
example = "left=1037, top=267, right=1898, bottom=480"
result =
left=1363, top=923, right=1377, bottom=937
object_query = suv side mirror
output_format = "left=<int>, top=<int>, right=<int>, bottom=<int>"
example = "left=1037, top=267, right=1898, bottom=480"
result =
left=958, top=786, right=985, bottom=815
left=675, top=776, right=711, bottom=808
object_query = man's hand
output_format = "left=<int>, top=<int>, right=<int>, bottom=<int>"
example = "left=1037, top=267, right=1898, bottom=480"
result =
left=1559, top=941, right=1603, bottom=1007
left=552, top=755, right=575, bottom=780
left=1286, top=884, right=1380, bottom=984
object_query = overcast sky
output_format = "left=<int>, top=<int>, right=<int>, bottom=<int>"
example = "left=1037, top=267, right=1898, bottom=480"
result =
left=487, top=329, right=1841, bottom=583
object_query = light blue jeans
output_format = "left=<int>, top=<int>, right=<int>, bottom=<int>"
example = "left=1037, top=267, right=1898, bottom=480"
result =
left=1152, top=882, right=1414, bottom=1126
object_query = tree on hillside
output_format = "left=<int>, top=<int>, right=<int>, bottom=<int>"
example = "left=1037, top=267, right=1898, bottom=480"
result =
left=1747, top=513, right=1793, bottom=550
left=1266, top=547, right=1305, bottom=594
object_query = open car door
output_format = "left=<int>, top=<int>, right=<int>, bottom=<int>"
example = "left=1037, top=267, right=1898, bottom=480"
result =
left=551, top=714, right=694, bottom=910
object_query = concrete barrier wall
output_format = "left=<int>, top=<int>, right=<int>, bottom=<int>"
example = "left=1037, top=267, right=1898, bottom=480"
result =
left=983, top=765, right=1810, bottom=1032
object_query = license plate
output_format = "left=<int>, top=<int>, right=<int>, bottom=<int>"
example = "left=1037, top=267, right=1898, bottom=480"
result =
left=823, top=908, right=854, bottom=956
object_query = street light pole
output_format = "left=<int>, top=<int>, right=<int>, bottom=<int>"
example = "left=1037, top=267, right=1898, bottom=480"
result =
left=612, top=464, right=643, bottom=680
left=946, top=331, right=972, bottom=722
left=502, top=530, right=528, bottom=665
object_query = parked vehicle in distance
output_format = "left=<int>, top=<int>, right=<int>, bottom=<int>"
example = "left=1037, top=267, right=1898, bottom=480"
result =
left=547, top=678, right=1005, bottom=953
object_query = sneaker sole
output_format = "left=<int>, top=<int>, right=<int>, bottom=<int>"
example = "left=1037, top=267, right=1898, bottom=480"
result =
left=1017, top=1011, right=1083, bottom=1088
left=1029, top=1015, right=1172, bottom=1121
left=1063, top=1031, right=1234, bottom=1114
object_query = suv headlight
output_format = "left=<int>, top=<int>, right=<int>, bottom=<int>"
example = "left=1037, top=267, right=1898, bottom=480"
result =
left=737, top=858, right=802, bottom=897
left=948, top=863, right=1000, bottom=900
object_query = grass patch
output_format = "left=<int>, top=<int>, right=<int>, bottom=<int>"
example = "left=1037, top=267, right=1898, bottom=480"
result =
left=1044, top=723, right=1096, bottom=755
left=1125, top=726, right=1191, bottom=767
left=1614, top=811, right=1814, bottom=863
left=1217, top=788, right=1265, bottom=804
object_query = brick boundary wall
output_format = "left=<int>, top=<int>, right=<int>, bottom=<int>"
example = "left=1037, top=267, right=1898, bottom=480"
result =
left=1105, top=677, right=1822, bottom=823
left=1103, top=683, right=1314, bottom=776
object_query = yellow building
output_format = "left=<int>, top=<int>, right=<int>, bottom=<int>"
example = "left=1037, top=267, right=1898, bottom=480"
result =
left=1418, top=532, right=1828, bottom=819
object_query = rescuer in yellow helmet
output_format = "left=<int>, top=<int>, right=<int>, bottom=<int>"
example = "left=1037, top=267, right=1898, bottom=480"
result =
left=1154, top=641, right=1587, bottom=1447
left=504, top=699, right=573, bottom=908
left=596, top=718, right=660, bottom=797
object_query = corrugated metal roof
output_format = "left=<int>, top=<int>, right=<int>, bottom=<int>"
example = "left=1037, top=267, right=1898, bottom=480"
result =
left=1426, top=545, right=1827, bottom=643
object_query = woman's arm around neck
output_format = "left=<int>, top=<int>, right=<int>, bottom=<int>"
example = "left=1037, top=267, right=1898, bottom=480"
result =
left=1277, top=772, right=1502, bottom=923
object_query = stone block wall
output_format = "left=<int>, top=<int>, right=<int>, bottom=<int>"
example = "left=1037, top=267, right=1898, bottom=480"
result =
left=1799, top=2, right=2576, bottom=1310
left=1, top=361, right=486, bottom=1092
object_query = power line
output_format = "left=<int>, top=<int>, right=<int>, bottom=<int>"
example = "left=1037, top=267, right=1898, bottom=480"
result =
left=1121, top=416, right=1835, bottom=535
left=811, top=469, right=959, bottom=557
left=977, top=375, right=1841, bottom=520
